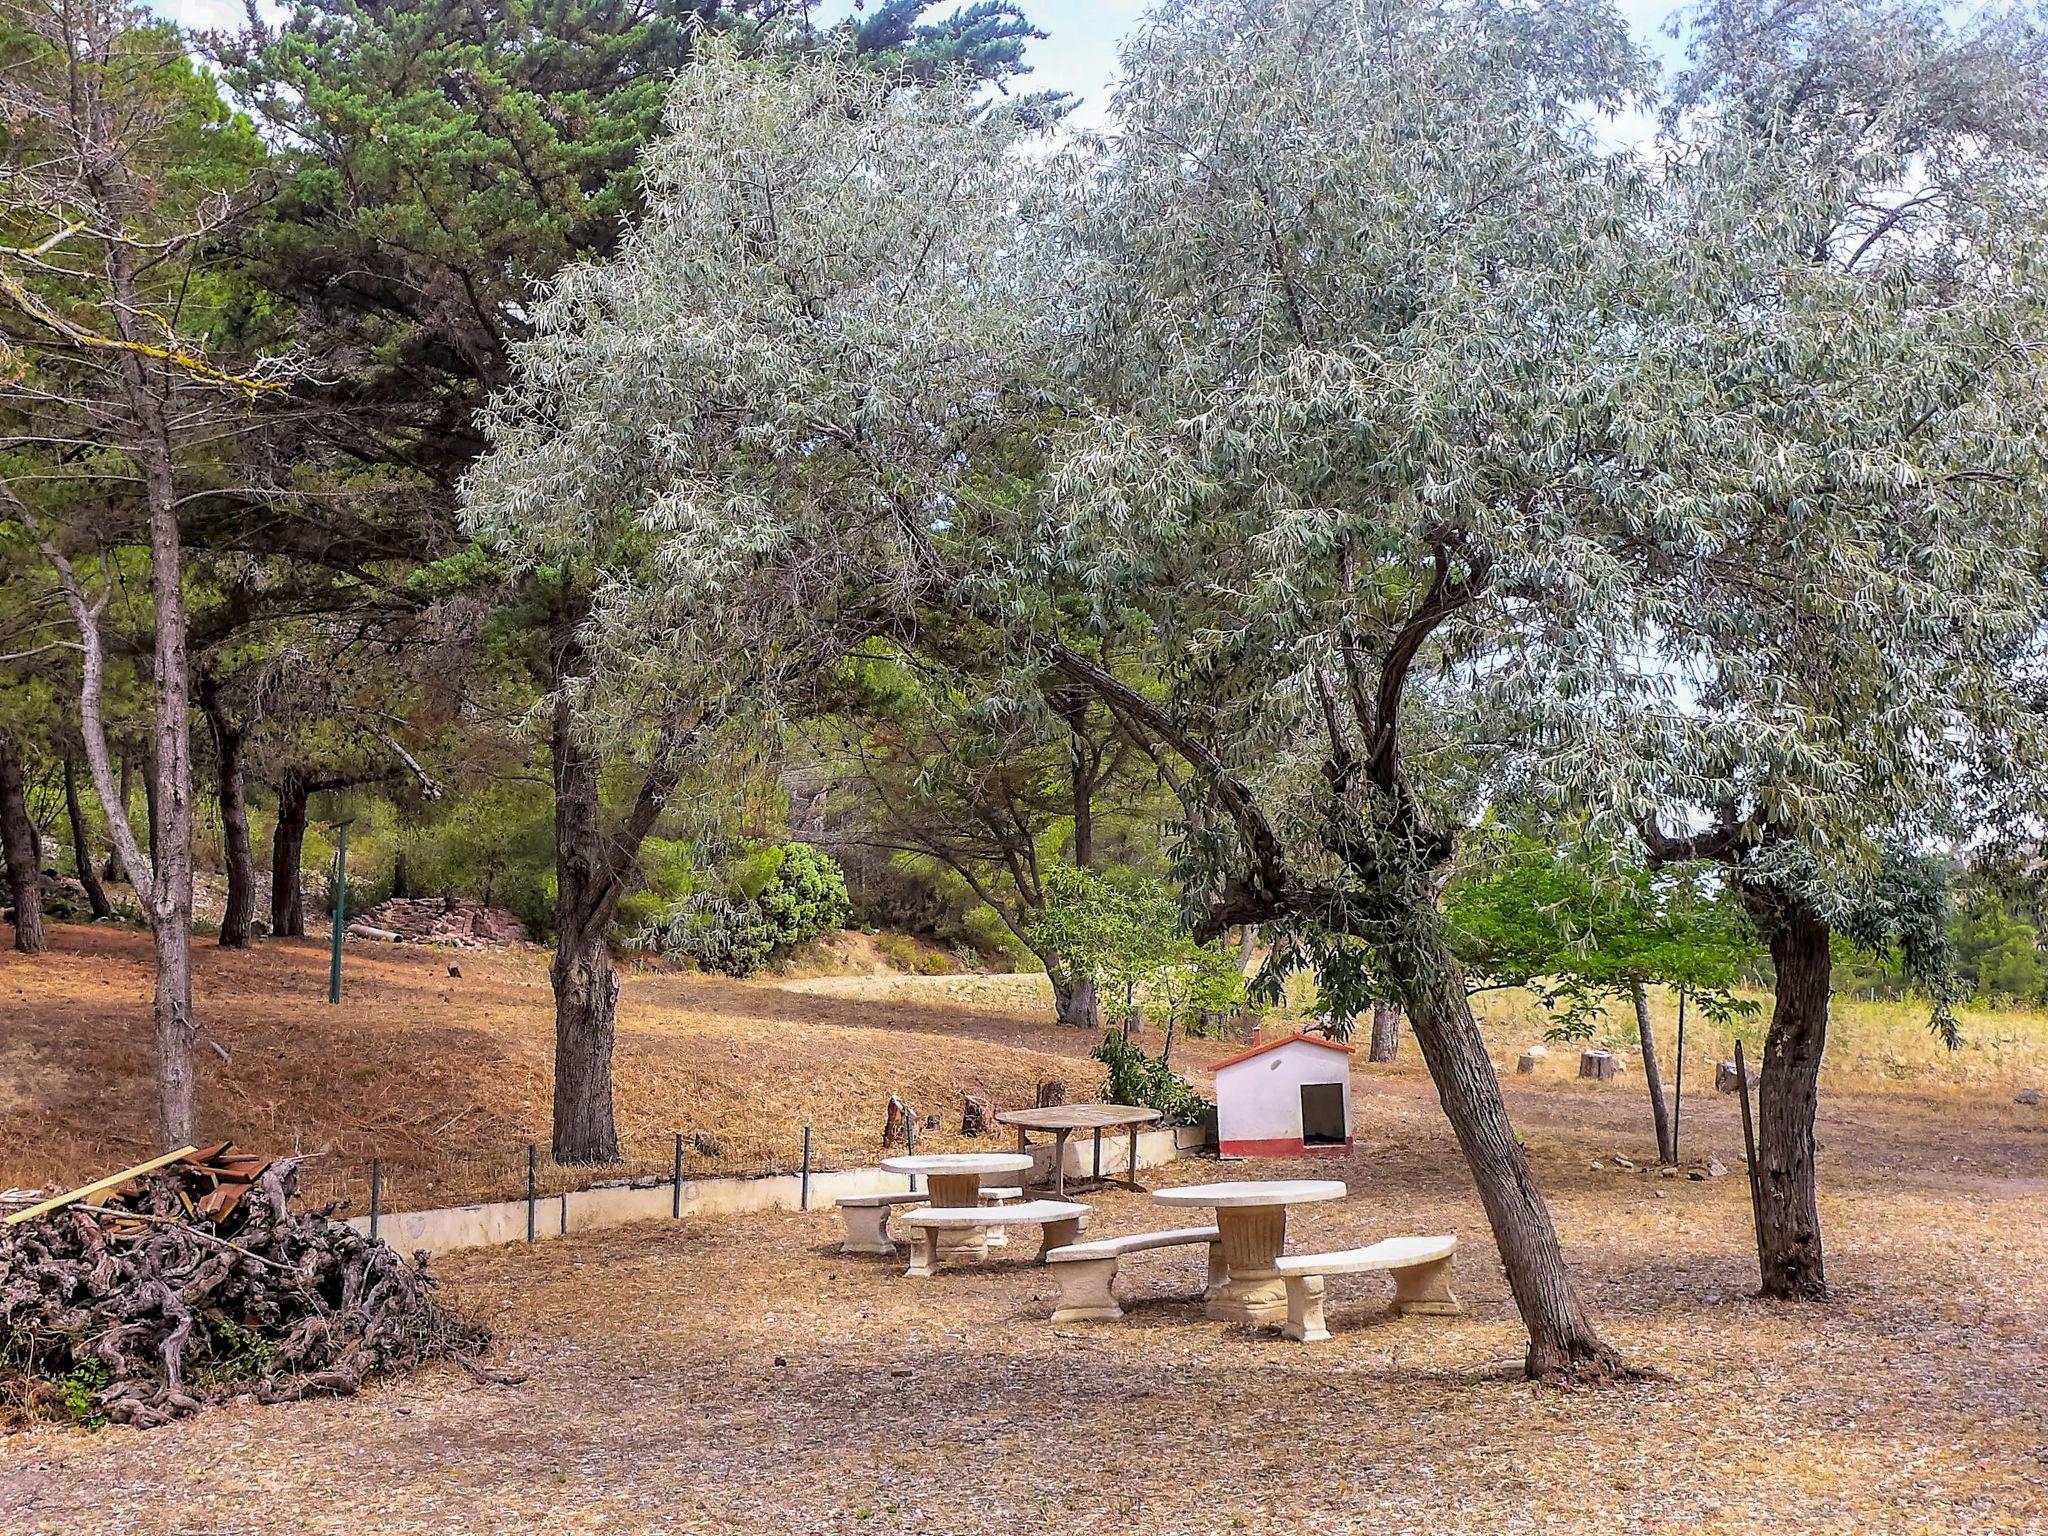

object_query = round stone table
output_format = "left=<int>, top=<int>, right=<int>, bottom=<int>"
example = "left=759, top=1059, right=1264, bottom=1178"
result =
left=879, top=1152, right=1034, bottom=1261
left=1151, top=1179, right=1347, bottom=1325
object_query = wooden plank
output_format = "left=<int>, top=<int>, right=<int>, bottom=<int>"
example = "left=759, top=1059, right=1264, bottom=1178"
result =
left=3, top=1146, right=196, bottom=1226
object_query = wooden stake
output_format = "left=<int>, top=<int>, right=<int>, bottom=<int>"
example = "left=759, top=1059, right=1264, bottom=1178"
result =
left=1735, top=1039, right=1767, bottom=1287
left=5, top=1146, right=196, bottom=1226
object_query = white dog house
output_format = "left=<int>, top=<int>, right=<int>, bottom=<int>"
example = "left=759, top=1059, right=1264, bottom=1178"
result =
left=1214, top=1032, right=1355, bottom=1158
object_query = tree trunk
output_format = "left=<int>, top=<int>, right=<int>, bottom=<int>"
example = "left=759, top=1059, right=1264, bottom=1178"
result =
left=1057, top=972, right=1102, bottom=1029
left=62, top=754, right=114, bottom=920
left=141, top=431, right=198, bottom=1149
left=0, top=733, right=47, bottom=954
left=1746, top=893, right=1833, bottom=1300
left=199, top=679, right=254, bottom=948
left=390, top=846, right=412, bottom=899
left=549, top=684, right=623, bottom=1165
left=271, top=775, right=309, bottom=938
left=1396, top=939, right=1621, bottom=1379
left=1368, top=1000, right=1401, bottom=1061
left=103, top=752, right=131, bottom=884
left=139, top=746, right=160, bottom=869
left=1633, top=981, right=1676, bottom=1166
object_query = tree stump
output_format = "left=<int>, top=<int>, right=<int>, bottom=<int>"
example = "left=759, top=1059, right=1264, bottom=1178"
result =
left=1578, top=1050, right=1619, bottom=1081
left=1033, top=1079, right=1068, bottom=1109
left=961, top=1093, right=994, bottom=1136
left=1516, top=1047, right=1547, bottom=1075
left=882, top=1095, right=918, bottom=1149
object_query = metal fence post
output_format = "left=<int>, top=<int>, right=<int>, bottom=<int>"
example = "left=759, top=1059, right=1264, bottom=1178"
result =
left=369, top=1157, right=382, bottom=1242
left=905, top=1117, right=917, bottom=1191
left=800, top=1125, right=812, bottom=1211
left=526, top=1144, right=537, bottom=1244
left=672, top=1132, right=684, bottom=1219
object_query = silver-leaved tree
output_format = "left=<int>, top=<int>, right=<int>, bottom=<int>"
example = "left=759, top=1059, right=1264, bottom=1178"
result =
left=1611, top=0, right=2048, bottom=1299
left=461, top=45, right=1042, bottom=1160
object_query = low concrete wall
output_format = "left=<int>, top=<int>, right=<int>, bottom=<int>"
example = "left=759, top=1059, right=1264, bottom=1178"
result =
left=349, top=1126, right=1206, bottom=1257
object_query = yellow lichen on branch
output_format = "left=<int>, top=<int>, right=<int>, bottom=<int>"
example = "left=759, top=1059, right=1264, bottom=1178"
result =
left=0, top=265, right=288, bottom=396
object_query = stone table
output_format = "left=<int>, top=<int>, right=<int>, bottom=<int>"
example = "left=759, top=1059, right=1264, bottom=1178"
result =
left=1151, top=1179, right=1347, bottom=1325
left=995, top=1103, right=1163, bottom=1198
left=878, top=1152, right=1034, bottom=1261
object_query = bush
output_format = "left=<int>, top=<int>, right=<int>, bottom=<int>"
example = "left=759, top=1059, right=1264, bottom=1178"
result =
left=1092, top=1031, right=1212, bottom=1127
left=639, top=842, right=850, bottom=977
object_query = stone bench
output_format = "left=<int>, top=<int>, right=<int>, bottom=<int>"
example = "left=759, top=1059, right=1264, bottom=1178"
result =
left=1275, top=1234, right=1460, bottom=1342
left=899, top=1200, right=1091, bottom=1277
left=1045, top=1225, right=1225, bottom=1322
left=836, top=1186, right=1024, bottom=1255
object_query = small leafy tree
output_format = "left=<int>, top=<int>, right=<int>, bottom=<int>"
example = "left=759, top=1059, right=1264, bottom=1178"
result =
left=1027, top=864, right=1243, bottom=1047
left=1446, top=837, right=1760, bottom=1163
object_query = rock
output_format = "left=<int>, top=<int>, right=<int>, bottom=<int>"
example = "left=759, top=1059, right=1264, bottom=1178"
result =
left=1612, top=1155, right=1638, bottom=1172
left=447, top=962, right=462, bottom=978
left=2016, top=1088, right=2042, bottom=1106
left=1658, top=1165, right=1679, bottom=1179
left=1716, top=1059, right=1760, bottom=1094
left=1578, top=1050, right=1619, bottom=1082
left=687, top=1131, right=723, bottom=1158
left=352, top=895, right=536, bottom=950
left=1685, top=1159, right=1728, bottom=1181
left=1588, top=1160, right=1605, bottom=1172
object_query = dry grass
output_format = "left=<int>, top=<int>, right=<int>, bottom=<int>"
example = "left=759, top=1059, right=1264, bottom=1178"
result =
left=4, top=1056, right=2043, bottom=1533
left=6, top=925, right=2044, bottom=1216
left=5, top=923, right=2047, bottom=1531
left=0, top=925, right=1180, bottom=1212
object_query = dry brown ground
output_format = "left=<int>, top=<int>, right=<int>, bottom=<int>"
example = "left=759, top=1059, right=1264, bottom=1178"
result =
left=0, top=925, right=1224, bottom=1208
left=6, top=1041, right=2046, bottom=1534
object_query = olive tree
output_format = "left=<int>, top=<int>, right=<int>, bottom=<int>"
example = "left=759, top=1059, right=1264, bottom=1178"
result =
left=1025, top=0, right=1663, bottom=1379
left=461, top=45, right=1040, bottom=1159
left=1618, top=0, right=2048, bottom=1299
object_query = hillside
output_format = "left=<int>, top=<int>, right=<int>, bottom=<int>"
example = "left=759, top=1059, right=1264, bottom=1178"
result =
left=5, top=922, right=2044, bottom=1218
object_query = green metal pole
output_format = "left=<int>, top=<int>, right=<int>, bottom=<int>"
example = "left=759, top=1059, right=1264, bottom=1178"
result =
left=328, top=819, right=352, bottom=1004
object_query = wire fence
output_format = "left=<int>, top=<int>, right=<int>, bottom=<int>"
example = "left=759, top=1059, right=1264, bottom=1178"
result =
left=298, top=1112, right=942, bottom=1234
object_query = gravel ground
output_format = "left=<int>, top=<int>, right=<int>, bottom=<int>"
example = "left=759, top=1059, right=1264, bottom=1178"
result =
left=7, top=1067, right=2045, bottom=1535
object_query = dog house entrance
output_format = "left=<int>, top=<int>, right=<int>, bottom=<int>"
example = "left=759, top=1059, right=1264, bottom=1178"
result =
left=1300, top=1082, right=1346, bottom=1146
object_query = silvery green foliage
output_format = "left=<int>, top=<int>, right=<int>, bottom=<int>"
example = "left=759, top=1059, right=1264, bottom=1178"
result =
left=460, top=43, right=1040, bottom=736
left=1034, top=0, right=2048, bottom=933
left=1616, top=0, right=2048, bottom=863
left=1032, top=0, right=1671, bottom=918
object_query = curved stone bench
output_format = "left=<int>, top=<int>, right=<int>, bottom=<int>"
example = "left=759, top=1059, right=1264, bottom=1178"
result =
left=1044, top=1225, right=1225, bottom=1322
left=1275, top=1234, right=1460, bottom=1342
left=836, top=1185, right=1027, bottom=1255
left=898, top=1200, right=1090, bottom=1277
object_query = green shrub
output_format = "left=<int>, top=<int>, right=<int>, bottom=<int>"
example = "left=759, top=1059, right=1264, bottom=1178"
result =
left=639, top=842, right=851, bottom=977
left=1092, top=1031, right=1212, bottom=1127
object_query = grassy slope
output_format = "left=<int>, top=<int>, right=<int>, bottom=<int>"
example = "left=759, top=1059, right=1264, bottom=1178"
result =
left=4, top=922, right=2043, bottom=1213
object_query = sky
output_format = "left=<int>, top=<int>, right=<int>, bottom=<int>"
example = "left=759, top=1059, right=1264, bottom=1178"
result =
left=164, top=1, right=1694, bottom=121
left=824, top=0, right=1695, bottom=133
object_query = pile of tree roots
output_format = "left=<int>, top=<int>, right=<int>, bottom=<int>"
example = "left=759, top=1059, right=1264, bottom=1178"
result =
left=1, top=1146, right=488, bottom=1428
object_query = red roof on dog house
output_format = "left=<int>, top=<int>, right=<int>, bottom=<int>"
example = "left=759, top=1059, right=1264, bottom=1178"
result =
left=1214, top=1031, right=1355, bottom=1158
